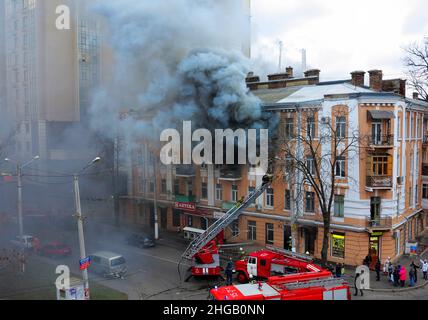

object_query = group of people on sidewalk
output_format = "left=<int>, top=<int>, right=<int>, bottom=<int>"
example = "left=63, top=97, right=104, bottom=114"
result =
left=380, top=257, right=428, bottom=287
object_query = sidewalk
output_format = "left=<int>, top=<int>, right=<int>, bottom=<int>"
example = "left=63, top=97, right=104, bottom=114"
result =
left=342, top=230, right=428, bottom=292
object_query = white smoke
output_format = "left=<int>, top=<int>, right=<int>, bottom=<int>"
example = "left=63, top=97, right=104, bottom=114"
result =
left=88, top=0, right=278, bottom=147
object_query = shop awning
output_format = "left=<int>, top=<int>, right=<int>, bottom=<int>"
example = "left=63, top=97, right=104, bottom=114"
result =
left=368, top=110, right=395, bottom=120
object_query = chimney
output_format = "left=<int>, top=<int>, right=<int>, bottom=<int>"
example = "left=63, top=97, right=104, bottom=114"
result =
left=368, top=70, right=383, bottom=92
left=286, top=66, right=294, bottom=78
left=413, top=92, right=419, bottom=100
left=351, top=71, right=365, bottom=87
left=304, top=69, right=320, bottom=78
left=246, top=72, right=260, bottom=83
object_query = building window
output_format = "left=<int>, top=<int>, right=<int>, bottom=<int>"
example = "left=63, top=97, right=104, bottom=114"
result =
left=201, top=218, right=207, bottom=230
left=397, top=117, right=401, bottom=139
left=334, top=195, right=345, bottom=218
left=265, top=223, right=274, bottom=245
left=161, top=179, right=167, bottom=194
left=231, top=221, right=239, bottom=237
left=423, top=184, right=428, bottom=199
left=201, top=182, right=208, bottom=199
left=174, top=180, right=180, bottom=195
left=336, top=117, right=347, bottom=139
left=335, top=156, right=346, bottom=178
left=372, top=156, right=390, bottom=176
left=231, top=185, right=238, bottom=203
left=149, top=180, right=155, bottom=193
left=306, top=157, right=315, bottom=175
left=284, top=158, right=294, bottom=176
left=216, top=184, right=223, bottom=201
left=331, top=233, right=345, bottom=259
left=284, top=118, right=294, bottom=139
left=370, top=197, right=381, bottom=223
left=266, top=188, right=274, bottom=208
left=248, top=221, right=257, bottom=241
left=284, top=190, right=291, bottom=210
left=305, top=192, right=315, bottom=213
left=307, top=117, right=316, bottom=139
left=248, top=186, right=255, bottom=195
left=187, top=180, right=193, bottom=197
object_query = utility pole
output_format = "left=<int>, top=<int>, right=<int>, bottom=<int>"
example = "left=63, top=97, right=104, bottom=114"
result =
left=73, top=157, right=101, bottom=301
left=113, top=135, right=120, bottom=227
left=153, top=157, right=159, bottom=240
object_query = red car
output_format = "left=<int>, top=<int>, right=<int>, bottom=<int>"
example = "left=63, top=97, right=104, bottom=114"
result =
left=40, top=242, right=72, bottom=258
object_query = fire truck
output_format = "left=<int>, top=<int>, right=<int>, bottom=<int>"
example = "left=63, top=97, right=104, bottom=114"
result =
left=234, top=246, right=324, bottom=284
left=210, top=273, right=351, bottom=301
left=181, top=175, right=274, bottom=281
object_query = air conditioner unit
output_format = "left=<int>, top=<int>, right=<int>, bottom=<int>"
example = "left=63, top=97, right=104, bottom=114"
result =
left=397, top=176, right=404, bottom=185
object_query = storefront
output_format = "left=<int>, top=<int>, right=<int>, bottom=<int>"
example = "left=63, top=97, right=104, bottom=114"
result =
left=331, top=232, right=345, bottom=259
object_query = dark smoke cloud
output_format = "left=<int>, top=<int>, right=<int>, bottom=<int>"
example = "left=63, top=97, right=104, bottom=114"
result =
left=89, top=0, right=278, bottom=148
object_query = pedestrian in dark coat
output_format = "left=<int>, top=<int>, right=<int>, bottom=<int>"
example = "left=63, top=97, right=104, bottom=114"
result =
left=335, top=263, right=342, bottom=278
left=393, top=266, right=400, bottom=287
left=225, top=258, right=234, bottom=286
left=409, top=267, right=415, bottom=287
left=410, top=261, right=420, bottom=283
left=354, top=273, right=364, bottom=296
left=375, top=260, right=381, bottom=281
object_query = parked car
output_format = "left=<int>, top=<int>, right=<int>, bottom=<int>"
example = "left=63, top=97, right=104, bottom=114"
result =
left=40, top=242, right=72, bottom=258
left=89, top=251, right=127, bottom=278
left=126, top=233, right=155, bottom=248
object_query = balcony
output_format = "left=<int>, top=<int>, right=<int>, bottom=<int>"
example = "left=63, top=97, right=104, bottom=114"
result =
left=218, top=166, right=242, bottom=181
left=366, top=176, right=393, bottom=189
left=175, top=165, right=196, bottom=177
left=222, top=202, right=236, bottom=211
left=368, top=134, right=394, bottom=148
left=366, top=216, right=393, bottom=231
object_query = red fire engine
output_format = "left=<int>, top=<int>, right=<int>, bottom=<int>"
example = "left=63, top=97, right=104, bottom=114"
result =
left=210, top=273, right=351, bottom=301
left=181, top=175, right=274, bottom=281
left=234, top=246, right=323, bottom=284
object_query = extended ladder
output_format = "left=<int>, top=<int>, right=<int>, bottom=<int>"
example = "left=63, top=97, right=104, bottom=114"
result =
left=266, top=245, right=313, bottom=262
left=181, top=179, right=272, bottom=261
left=283, top=278, right=346, bottom=290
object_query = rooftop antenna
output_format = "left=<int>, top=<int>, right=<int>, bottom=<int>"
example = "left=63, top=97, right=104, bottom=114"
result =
left=301, top=49, right=307, bottom=76
left=277, top=40, right=284, bottom=72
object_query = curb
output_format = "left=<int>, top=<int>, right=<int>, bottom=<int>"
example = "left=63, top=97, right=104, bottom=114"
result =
left=365, top=280, right=428, bottom=293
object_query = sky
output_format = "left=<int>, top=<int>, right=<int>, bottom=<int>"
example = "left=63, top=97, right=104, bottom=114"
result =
left=250, top=0, right=428, bottom=82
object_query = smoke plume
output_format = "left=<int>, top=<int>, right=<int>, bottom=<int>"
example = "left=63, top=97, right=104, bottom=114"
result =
left=89, top=0, right=278, bottom=148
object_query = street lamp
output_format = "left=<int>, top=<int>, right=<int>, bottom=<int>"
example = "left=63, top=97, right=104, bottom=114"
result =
left=73, top=157, right=101, bottom=301
left=5, top=155, right=40, bottom=245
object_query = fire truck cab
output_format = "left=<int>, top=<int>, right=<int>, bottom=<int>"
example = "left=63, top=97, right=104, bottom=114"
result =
left=235, top=248, right=322, bottom=283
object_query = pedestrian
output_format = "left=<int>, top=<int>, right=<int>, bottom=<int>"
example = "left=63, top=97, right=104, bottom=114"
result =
left=335, top=263, right=342, bottom=278
left=409, top=266, right=415, bottom=287
left=383, top=257, right=391, bottom=275
left=375, top=260, right=381, bottom=281
left=410, top=260, right=420, bottom=283
left=420, top=259, right=428, bottom=281
left=399, top=265, right=407, bottom=287
left=354, top=272, right=364, bottom=296
left=363, top=255, right=370, bottom=267
left=388, top=263, right=394, bottom=283
left=225, top=258, right=234, bottom=286
left=393, top=266, right=400, bottom=287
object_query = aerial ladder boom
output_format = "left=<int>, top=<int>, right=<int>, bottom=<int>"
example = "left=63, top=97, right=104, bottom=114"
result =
left=181, top=176, right=273, bottom=261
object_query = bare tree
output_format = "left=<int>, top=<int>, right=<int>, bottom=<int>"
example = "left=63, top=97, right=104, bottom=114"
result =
left=276, top=107, right=361, bottom=266
left=404, top=38, right=428, bottom=101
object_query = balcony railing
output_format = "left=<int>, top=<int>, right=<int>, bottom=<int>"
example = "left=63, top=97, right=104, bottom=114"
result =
left=175, top=165, right=196, bottom=177
left=368, top=134, right=394, bottom=147
left=366, top=176, right=393, bottom=188
left=366, top=216, right=393, bottom=230
left=175, top=194, right=197, bottom=203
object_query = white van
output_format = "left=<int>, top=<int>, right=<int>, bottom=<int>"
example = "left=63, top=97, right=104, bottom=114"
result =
left=183, top=227, right=205, bottom=240
left=89, top=251, right=127, bottom=278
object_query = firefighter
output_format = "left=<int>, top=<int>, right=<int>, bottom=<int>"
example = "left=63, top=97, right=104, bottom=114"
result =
left=225, top=258, right=234, bottom=286
left=235, top=196, right=245, bottom=208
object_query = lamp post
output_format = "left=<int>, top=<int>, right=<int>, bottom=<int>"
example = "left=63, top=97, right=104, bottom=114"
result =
left=73, top=157, right=101, bottom=300
left=5, top=155, right=40, bottom=245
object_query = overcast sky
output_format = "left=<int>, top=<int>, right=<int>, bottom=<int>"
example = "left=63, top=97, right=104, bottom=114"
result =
left=250, top=0, right=428, bottom=81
